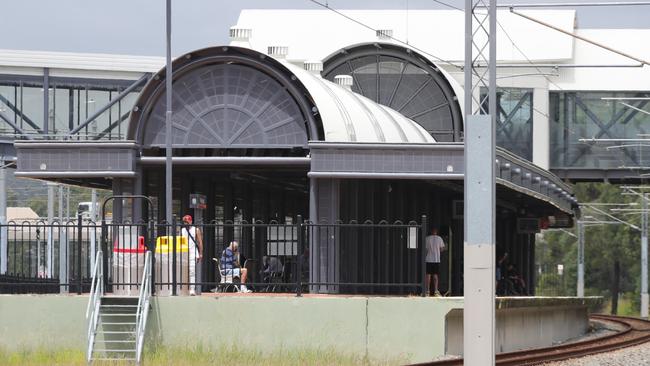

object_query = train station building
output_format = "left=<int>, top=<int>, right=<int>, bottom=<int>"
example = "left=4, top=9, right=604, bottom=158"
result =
left=0, top=7, right=646, bottom=363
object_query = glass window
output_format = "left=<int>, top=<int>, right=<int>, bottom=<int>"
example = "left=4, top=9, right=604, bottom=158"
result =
left=480, top=88, right=534, bottom=160
left=550, top=91, right=650, bottom=169
left=0, top=74, right=142, bottom=140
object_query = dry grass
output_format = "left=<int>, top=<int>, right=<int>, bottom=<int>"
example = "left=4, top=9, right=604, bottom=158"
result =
left=0, top=346, right=405, bottom=366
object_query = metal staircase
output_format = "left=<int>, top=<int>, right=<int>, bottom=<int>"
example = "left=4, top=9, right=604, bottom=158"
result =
left=86, top=251, right=152, bottom=365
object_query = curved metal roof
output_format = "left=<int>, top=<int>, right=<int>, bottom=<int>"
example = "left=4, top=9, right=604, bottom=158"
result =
left=127, top=46, right=433, bottom=148
left=282, top=61, right=434, bottom=144
left=321, top=42, right=463, bottom=142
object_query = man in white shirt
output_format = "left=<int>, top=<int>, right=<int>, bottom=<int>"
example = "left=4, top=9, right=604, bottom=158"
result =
left=425, top=227, right=446, bottom=297
left=181, top=214, right=203, bottom=296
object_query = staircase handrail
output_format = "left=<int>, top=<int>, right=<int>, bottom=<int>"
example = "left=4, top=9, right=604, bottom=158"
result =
left=135, top=250, right=152, bottom=364
left=85, top=250, right=103, bottom=363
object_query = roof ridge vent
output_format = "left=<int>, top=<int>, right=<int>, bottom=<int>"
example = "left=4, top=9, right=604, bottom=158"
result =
left=267, top=46, right=289, bottom=59
left=303, top=60, right=323, bottom=75
left=334, top=75, right=354, bottom=91
left=376, top=29, right=393, bottom=40
left=229, top=27, right=252, bottom=41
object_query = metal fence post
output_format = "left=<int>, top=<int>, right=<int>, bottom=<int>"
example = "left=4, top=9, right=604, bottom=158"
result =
left=172, top=216, right=177, bottom=296
left=296, top=215, right=303, bottom=297
left=77, top=213, right=83, bottom=295
left=421, top=215, right=428, bottom=297
left=101, top=218, right=109, bottom=292
left=149, top=220, right=156, bottom=295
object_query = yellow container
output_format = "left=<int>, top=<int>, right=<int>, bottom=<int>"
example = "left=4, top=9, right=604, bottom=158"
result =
left=155, top=236, right=189, bottom=253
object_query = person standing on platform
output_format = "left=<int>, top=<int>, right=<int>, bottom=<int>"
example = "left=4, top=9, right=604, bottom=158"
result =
left=181, top=214, right=203, bottom=296
left=425, top=226, right=446, bottom=297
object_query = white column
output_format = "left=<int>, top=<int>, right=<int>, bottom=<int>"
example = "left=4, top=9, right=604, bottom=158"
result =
left=577, top=221, right=585, bottom=298
left=532, top=87, right=550, bottom=170
left=58, top=185, right=64, bottom=221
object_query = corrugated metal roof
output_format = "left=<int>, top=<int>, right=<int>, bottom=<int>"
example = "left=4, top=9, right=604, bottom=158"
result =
left=282, top=61, right=435, bottom=143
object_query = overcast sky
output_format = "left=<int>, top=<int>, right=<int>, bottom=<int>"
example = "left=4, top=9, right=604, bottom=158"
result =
left=2, top=0, right=649, bottom=56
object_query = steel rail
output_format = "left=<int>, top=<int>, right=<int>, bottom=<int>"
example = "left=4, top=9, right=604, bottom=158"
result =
left=415, top=314, right=650, bottom=366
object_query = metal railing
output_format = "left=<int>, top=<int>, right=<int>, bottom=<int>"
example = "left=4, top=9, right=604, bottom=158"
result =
left=2, top=217, right=431, bottom=296
left=0, top=218, right=100, bottom=294
left=135, top=251, right=152, bottom=365
left=85, top=250, right=103, bottom=363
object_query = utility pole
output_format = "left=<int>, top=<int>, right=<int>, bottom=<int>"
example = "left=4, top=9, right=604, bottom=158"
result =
left=642, top=194, right=648, bottom=318
left=577, top=220, right=585, bottom=297
left=464, top=0, right=497, bottom=364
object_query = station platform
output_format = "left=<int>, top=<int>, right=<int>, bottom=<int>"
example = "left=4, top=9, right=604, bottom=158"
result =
left=0, top=294, right=602, bottom=364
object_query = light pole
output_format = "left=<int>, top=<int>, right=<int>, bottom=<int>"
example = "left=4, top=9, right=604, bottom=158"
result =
left=164, top=0, right=173, bottom=224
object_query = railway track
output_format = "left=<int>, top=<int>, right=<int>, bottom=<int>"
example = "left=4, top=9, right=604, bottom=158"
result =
left=417, top=314, right=650, bottom=366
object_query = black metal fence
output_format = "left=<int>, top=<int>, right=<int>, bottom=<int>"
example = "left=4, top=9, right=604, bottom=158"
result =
left=1, top=216, right=428, bottom=296
left=0, top=215, right=99, bottom=294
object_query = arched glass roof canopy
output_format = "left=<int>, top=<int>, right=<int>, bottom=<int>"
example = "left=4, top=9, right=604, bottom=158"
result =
left=128, top=46, right=322, bottom=151
left=127, top=46, right=434, bottom=153
left=322, top=43, right=463, bottom=142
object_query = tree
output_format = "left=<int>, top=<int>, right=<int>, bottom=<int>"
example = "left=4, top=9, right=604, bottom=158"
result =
left=539, top=183, right=641, bottom=315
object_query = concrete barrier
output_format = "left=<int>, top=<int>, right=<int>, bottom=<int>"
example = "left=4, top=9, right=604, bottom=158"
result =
left=445, top=297, right=602, bottom=355
left=0, top=295, right=600, bottom=363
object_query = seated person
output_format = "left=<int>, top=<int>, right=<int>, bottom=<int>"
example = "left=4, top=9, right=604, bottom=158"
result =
left=220, top=241, right=252, bottom=293
left=262, top=256, right=284, bottom=276
left=506, top=263, right=526, bottom=295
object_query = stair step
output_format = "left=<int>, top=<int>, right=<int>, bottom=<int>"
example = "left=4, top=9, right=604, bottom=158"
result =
left=98, top=331, right=135, bottom=334
left=100, top=313, right=136, bottom=316
left=102, top=322, right=136, bottom=326
left=101, top=304, right=138, bottom=308
left=100, top=340, right=136, bottom=343
left=94, top=349, right=136, bottom=353
left=91, top=357, right=136, bottom=361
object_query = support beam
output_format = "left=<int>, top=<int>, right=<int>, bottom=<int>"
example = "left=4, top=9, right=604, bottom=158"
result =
left=0, top=110, right=33, bottom=140
left=0, top=94, right=42, bottom=132
left=43, top=68, right=49, bottom=135
left=68, top=74, right=149, bottom=136
left=642, top=195, right=648, bottom=318
left=532, top=87, right=550, bottom=169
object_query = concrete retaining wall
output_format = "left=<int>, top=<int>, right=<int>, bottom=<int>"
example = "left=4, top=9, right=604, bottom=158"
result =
left=446, top=297, right=599, bottom=355
left=0, top=295, right=463, bottom=363
left=0, top=295, right=600, bottom=363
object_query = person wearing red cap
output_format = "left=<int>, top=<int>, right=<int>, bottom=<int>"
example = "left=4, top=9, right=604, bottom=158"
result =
left=181, top=214, right=203, bottom=296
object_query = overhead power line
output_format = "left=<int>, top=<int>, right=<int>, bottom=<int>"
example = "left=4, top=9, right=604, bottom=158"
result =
left=496, top=1, right=650, bottom=8
left=305, top=0, right=462, bottom=70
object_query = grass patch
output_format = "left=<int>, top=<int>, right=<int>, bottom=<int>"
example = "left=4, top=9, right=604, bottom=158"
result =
left=0, top=346, right=405, bottom=366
